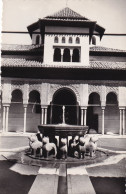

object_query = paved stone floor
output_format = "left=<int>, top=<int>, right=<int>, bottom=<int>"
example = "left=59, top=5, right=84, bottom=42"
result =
left=0, top=134, right=126, bottom=194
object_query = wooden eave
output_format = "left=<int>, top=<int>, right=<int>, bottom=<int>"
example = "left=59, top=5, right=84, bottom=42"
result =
left=2, top=66, right=126, bottom=81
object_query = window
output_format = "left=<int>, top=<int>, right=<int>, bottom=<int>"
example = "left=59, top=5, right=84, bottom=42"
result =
left=36, top=35, right=40, bottom=45
left=62, top=37, right=65, bottom=43
left=69, top=37, right=72, bottom=43
left=54, top=36, right=58, bottom=43
left=72, top=48, right=80, bottom=62
left=53, top=48, right=61, bottom=62
left=92, top=36, right=96, bottom=45
left=76, top=37, right=80, bottom=44
left=63, top=48, right=70, bottom=62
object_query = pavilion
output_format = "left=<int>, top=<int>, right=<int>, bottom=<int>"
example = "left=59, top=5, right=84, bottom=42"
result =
left=1, top=7, right=126, bottom=135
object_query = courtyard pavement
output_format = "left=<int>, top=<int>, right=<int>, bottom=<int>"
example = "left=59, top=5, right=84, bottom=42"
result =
left=0, top=133, right=126, bottom=194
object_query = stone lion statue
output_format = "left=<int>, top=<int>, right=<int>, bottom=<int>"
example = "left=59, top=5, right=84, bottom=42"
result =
left=78, top=135, right=98, bottom=159
left=28, top=134, right=43, bottom=157
left=42, top=137, right=57, bottom=158
left=60, top=138, right=68, bottom=159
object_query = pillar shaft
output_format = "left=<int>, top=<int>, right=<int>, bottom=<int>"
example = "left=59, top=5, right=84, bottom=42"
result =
left=5, top=106, right=9, bottom=132
left=3, top=106, right=6, bottom=132
left=23, top=106, right=27, bottom=133
left=84, top=108, right=87, bottom=126
left=44, top=108, right=47, bottom=124
left=102, top=107, right=105, bottom=135
left=81, top=109, right=84, bottom=125
left=41, top=108, right=44, bottom=124
left=123, top=109, right=125, bottom=135
left=50, top=104, right=53, bottom=124
left=119, top=109, right=122, bottom=135
left=77, top=105, right=79, bottom=125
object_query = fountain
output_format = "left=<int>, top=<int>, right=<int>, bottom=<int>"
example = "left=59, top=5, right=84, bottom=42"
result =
left=3, top=106, right=110, bottom=163
left=38, top=105, right=88, bottom=137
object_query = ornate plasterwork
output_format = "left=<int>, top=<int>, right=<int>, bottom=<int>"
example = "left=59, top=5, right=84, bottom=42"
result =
left=106, top=86, right=119, bottom=99
left=11, top=81, right=41, bottom=95
left=49, top=84, right=81, bottom=104
left=88, top=85, right=102, bottom=99
left=29, top=83, right=41, bottom=93
left=11, top=81, right=24, bottom=93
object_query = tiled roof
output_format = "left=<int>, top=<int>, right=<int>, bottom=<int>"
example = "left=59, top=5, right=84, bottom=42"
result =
left=90, top=46, right=126, bottom=53
left=1, top=44, right=42, bottom=51
left=1, top=58, right=126, bottom=70
left=46, top=7, right=88, bottom=20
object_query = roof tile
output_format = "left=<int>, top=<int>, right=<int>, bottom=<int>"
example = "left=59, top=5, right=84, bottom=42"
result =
left=1, top=58, right=126, bottom=70
left=46, top=7, right=88, bottom=20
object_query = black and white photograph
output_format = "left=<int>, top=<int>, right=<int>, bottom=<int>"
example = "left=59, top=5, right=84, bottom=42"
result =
left=0, top=0, right=126, bottom=193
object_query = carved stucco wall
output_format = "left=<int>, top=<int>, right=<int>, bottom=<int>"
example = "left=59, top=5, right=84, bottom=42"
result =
left=88, top=84, right=119, bottom=103
left=48, top=84, right=81, bottom=105
left=1, top=80, right=125, bottom=106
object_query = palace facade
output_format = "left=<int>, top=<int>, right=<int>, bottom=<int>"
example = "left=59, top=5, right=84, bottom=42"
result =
left=1, top=7, right=126, bottom=135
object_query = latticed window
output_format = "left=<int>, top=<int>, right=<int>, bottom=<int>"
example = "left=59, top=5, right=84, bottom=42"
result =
left=54, top=36, right=58, bottom=43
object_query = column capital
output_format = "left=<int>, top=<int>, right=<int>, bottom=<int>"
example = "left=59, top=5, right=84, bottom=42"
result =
left=80, top=106, right=87, bottom=110
left=119, top=107, right=125, bottom=110
left=41, top=105, right=48, bottom=109
left=23, top=104, right=28, bottom=108
left=101, top=106, right=105, bottom=110
left=2, top=103, right=10, bottom=107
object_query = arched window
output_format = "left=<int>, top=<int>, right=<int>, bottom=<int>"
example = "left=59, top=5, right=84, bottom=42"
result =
left=54, top=36, right=58, bottom=43
left=11, top=89, right=23, bottom=102
left=92, top=36, right=96, bottom=45
left=63, top=48, right=70, bottom=62
left=72, top=48, right=80, bottom=62
left=62, top=37, right=65, bottom=43
left=53, top=48, right=61, bottom=62
left=36, top=35, right=40, bottom=45
left=106, top=92, right=118, bottom=105
left=88, top=92, right=100, bottom=105
left=29, top=90, right=41, bottom=113
left=69, top=37, right=72, bottom=43
left=76, top=37, right=80, bottom=44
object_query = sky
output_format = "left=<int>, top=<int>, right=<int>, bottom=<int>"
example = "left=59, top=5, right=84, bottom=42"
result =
left=1, top=0, right=126, bottom=49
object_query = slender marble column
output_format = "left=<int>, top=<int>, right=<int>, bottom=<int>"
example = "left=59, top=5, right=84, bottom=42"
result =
left=61, top=49, right=64, bottom=62
left=50, top=103, right=53, bottom=124
left=84, top=108, right=87, bottom=126
left=76, top=105, right=79, bottom=125
left=81, top=108, right=84, bottom=126
left=3, top=106, right=6, bottom=132
left=70, top=49, right=73, bottom=62
left=122, top=109, right=125, bottom=135
left=23, top=105, right=27, bottom=133
left=44, top=108, right=47, bottom=124
left=5, top=106, right=9, bottom=132
left=102, top=107, right=105, bottom=135
left=119, top=109, right=122, bottom=135
left=41, top=108, right=44, bottom=125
